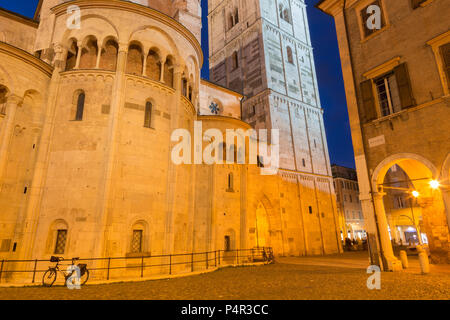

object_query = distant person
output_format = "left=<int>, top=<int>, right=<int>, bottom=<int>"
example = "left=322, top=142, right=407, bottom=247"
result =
left=345, top=238, right=352, bottom=251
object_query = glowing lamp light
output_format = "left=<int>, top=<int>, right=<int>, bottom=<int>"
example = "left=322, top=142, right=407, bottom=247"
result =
left=412, top=190, right=420, bottom=198
left=429, top=180, right=440, bottom=190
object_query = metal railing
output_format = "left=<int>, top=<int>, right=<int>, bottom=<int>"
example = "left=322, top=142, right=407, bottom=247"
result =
left=0, top=247, right=274, bottom=285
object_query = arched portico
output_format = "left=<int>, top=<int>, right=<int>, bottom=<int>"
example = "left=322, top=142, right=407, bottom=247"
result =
left=440, top=153, right=450, bottom=236
left=371, top=153, right=450, bottom=266
left=248, top=195, right=284, bottom=256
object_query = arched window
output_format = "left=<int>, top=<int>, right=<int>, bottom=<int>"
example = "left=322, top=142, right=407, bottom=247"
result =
left=227, top=172, right=234, bottom=191
left=283, top=9, right=290, bottom=23
left=188, top=85, right=193, bottom=102
left=126, top=43, right=144, bottom=75
left=234, top=8, right=239, bottom=24
left=164, top=57, right=174, bottom=88
left=100, top=39, right=118, bottom=71
left=47, top=220, right=69, bottom=255
left=232, top=51, right=239, bottom=70
left=218, top=142, right=227, bottom=162
left=146, top=49, right=161, bottom=81
left=0, top=85, right=8, bottom=115
left=279, top=5, right=291, bottom=24
left=54, top=229, right=68, bottom=254
left=65, top=40, right=78, bottom=71
left=182, top=78, right=188, bottom=97
left=79, top=36, right=98, bottom=69
left=228, top=13, right=234, bottom=30
left=144, top=101, right=152, bottom=128
left=130, top=221, right=148, bottom=254
left=75, top=91, right=85, bottom=121
left=287, top=46, right=294, bottom=64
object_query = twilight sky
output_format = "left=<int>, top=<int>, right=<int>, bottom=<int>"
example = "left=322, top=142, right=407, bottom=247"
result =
left=0, top=0, right=355, bottom=169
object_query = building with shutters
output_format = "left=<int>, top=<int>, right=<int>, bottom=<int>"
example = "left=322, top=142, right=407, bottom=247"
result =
left=317, top=0, right=450, bottom=269
left=0, top=0, right=343, bottom=282
left=331, top=165, right=365, bottom=242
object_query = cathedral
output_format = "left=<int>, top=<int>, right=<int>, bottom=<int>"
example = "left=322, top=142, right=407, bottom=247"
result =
left=0, top=0, right=341, bottom=276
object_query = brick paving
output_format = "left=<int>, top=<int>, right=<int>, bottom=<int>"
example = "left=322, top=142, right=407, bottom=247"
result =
left=1, top=253, right=449, bottom=300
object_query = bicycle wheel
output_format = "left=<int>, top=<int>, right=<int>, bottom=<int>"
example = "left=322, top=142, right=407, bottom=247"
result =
left=80, top=269, right=89, bottom=286
left=42, top=269, right=57, bottom=287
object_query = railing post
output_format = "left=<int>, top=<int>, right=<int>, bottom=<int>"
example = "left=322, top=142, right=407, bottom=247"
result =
left=218, top=250, right=221, bottom=265
left=236, top=250, right=238, bottom=265
left=107, top=258, right=111, bottom=280
left=0, top=259, right=4, bottom=283
left=169, top=254, right=172, bottom=275
left=141, top=256, right=144, bottom=278
left=32, top=259, right=38, bottom=283
left=191, top=253, right=194, bottom=272
left=214, top=251, right=217, bottom=267
left=206, top=252, right=208, bottom=270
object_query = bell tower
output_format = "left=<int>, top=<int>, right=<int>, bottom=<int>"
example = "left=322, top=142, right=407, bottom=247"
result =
left=208, top=0, right=332, bottom=176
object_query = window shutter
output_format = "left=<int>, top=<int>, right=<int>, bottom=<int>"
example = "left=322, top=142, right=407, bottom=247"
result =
left=440, top=43, right=450, bottom=90
left=394, top=63, right=415, bottom=109
left=360, top=80, right=377, bottom=122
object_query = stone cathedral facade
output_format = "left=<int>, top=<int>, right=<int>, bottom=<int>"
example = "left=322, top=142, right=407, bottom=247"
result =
left=0, top=0, right=340, bottom=278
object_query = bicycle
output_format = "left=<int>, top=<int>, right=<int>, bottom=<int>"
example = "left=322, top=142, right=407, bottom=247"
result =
left=42, top=256, right=89, bottom=287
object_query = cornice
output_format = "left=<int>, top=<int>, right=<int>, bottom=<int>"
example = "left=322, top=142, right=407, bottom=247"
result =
left=0, top=41, right=53, bottom=77
left=0, top=8, right=39, bottom=27
left=197, top=115, right=251, bottom=129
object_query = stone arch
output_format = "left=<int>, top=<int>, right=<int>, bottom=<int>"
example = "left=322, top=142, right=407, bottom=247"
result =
left=247, top=194, right=283, bottom=255
left=60, top=14, right=119, bottom=49
left=128, top=219, right=150, bottom=254
left=0, top=84, right=9, bottom=114
left=129, top=25, right=180, bottom=60
left=0, top=63, right=16, bottom=93
left=163, top=55, right=175, bottom=88
left=45, top=219, right=69, bottom=255
left=143, top=98, right=154, bottom=128
left=65, top=38, right=79, bottom=71
left=99, top=36, right=119, bottom=71
left=372, top=153, right=439, bottom=191
left=287, top=46, right=294, bottom=64
left=145, top=47, right=162, bottom=81
left=371, top=153, right=449, bottom=265
left=79, top=35, right=98, bottom=69
left=441, top=153, right=450, bottom=184
left=126, top=41, right=144, bottom=75
left=21, top=89, right=44, bottom=124
left=70, top=89, right=86, bottom=121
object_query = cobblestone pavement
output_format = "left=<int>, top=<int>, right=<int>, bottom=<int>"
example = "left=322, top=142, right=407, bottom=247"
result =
left=1, top=260, right=449, bottom=300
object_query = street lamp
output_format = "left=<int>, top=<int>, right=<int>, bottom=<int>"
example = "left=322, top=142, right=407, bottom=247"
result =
left=429, top=180, right=440, bottom=189
left=412, top=190, right=420, bottom=198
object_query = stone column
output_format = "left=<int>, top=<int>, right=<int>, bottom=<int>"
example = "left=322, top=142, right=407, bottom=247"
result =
left=160, top=59, right=166, bottom=82
left=95, top=46, right=102, bottom=69
left=75, top=41, right=83, bottom=69
left=142, top=54, right=147, bottom=77
left=0, top=94, right=23, bottom=185
left=373, top=192, right=402, bottom=271
left=94, top=42, right=128, bottom=260
left=162, top=64, right=184, bottom=259
left=441, top=189, right=450, bottom=234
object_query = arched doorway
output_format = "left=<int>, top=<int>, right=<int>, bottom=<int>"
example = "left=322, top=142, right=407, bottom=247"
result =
left=372, top=154, right=449, bottom=265
left=255, top=203, right=270, bottom=248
